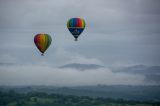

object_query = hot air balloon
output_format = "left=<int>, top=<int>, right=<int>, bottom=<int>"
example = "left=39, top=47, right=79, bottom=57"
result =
left=67, top=18, right=85, bottom=41
left=34, top=33, right=52, bottom=56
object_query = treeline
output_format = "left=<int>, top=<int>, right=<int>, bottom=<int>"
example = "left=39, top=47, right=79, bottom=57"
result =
left=0, top=90, right=159, bottom=106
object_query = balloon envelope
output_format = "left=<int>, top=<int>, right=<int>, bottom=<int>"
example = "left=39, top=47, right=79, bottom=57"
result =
left=34, top=33, right=52, bottom=55
left=67, top=18, right=85, bottom=41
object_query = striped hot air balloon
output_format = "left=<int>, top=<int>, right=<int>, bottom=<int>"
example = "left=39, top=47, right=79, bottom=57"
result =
left=67, top=18, right=85, bottom=41
left=34, top=33, right=52, bottom=56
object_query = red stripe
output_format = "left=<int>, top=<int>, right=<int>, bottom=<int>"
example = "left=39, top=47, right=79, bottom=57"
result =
left=34, top=34, right=41, bottom=44
left=34, top=34, right=43, bottom=53
left=79, top=18, right=82, bottom=27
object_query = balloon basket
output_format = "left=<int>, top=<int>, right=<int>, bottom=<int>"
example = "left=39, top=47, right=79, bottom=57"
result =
left=74, top=38, right=78, bottom=41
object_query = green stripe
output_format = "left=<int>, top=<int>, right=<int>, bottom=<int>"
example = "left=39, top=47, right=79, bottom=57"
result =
left=45, top=34, right=52, bottom=51
left=44, top=34, right=47, bottom=51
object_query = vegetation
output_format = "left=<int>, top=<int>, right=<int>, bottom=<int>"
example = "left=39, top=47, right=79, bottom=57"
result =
left=0, top=90, right=159, bottom=106
left=1, top=85, right=160, bottom=101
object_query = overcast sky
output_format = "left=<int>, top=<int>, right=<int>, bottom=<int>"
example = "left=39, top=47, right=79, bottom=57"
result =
left=0, top=0, right=160, bottom=86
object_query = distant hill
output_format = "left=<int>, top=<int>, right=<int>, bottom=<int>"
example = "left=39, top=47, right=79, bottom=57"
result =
left=0, top=63, right=15, bottom=66
left=114, top=65, right=160, bottom=74
left=59, top=63, right=104, bottom=71
left=112, top=65, right=160, bottom=83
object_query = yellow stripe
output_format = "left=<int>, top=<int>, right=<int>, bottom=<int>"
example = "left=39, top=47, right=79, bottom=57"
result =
left=82, top=19, right=85, bottom=27
left=67, top=20, right=70, bottom=27
left=81, top=19, right=84, bottom=27
left=43, top=34, right=47, bottom=52
left=44, top=34, right=48, bottom=51
left=41, top=34, right=45, bottom=52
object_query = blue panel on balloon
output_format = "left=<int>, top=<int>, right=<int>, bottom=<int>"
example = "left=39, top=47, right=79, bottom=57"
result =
left=68, top=28, right=84, bottom=36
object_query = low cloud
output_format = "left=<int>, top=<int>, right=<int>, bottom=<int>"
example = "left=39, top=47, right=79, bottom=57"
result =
left=0, top=64, right=146, bottom=86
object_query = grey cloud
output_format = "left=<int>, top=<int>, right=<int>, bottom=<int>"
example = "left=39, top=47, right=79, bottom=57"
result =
left=0, top=0, right=160, bottom=85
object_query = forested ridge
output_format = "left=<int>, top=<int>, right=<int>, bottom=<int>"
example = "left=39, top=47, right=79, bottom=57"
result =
left=0, top=90, right=159, bottom=106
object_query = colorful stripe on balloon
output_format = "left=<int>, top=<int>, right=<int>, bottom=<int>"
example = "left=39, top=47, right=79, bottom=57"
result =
left=34, top=33, right=52, bottom=53
left=67, top=18, right=85, bottom=28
